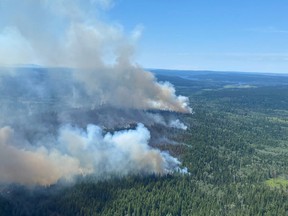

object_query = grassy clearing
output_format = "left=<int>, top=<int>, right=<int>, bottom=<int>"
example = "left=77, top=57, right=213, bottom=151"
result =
left=265, top=178, right=288, bottom=189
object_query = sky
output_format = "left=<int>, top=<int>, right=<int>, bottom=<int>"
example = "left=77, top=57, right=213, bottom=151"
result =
left=107, top=0, right=288, bottom=73
left=0, top=0, right=287, bottom=73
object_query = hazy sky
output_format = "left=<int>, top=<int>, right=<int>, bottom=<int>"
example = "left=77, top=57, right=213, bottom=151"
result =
left=108, top=0, right=288, bottom=73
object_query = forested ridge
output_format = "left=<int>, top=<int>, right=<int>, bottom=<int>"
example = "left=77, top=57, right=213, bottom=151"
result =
left=1, top=72, right=288, bottom=215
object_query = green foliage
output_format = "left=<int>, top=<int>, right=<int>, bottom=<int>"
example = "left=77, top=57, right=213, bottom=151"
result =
left=266, top=178, right=288, bottom=190
left=1, top=72, right=288, bottom=215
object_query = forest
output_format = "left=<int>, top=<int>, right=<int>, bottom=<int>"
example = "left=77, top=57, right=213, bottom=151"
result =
left=1, top=70, right=288, bottom=215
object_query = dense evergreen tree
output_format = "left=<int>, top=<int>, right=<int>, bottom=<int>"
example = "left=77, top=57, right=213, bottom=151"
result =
left=1, top=72, right=288, bottom=215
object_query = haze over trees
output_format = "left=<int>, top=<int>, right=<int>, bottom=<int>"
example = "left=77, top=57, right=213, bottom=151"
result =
left=1, top=70, right=288, bottom=215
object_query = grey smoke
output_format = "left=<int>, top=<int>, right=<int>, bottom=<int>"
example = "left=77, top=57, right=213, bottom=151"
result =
left=0, top=126, right=81, bottom=186
left=169, top=119, right=188, bottom=130
left=0, top=0, right=191, bottom=112
left=146, top=113, right=188, bottom=130
left=0, top=70, right=190, bottom=186
left=0, top=0, right=191, bottom=186
left=0, top=124, right=183, bottom=186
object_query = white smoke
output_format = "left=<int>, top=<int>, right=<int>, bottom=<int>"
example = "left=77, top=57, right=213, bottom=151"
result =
left=0, top=124, right=182, bottom=186
left=169, top=119, right=188, bottom=130
left=0, top=0, right=191, bottom=113
left=146, top=113, right=188, bottom=130
left=0, top=0, right=191, bottom=186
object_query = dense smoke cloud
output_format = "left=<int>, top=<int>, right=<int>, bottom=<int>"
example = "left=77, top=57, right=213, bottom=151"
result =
left=0, top=0, right=191, bottom=112
left=0, top=0, right=191, bottom=185
left=0, top=126, right=81, bottom=185
left=0, top=124, right=182, bottom=186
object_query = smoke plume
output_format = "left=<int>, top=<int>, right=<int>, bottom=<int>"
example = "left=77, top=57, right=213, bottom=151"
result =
left=146, top=113, right=188, bottom=130
left=0, top=124, right=182, bottom=185
left=0, top=0, right=191, bottom=185
left=0, top=0, right=191, bottom=112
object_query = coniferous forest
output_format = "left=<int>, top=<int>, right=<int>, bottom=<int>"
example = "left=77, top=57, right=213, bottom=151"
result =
left=1, top=70, right=288, bottom=215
